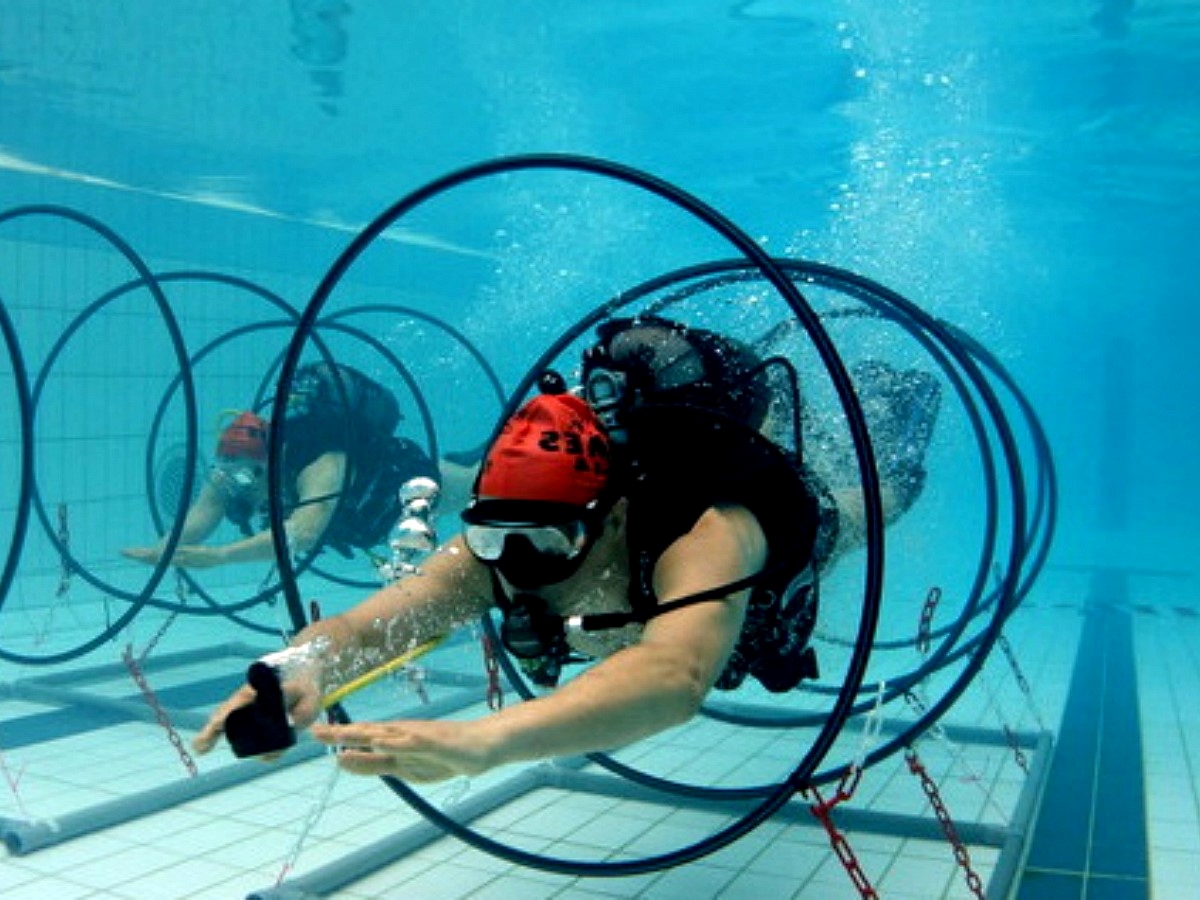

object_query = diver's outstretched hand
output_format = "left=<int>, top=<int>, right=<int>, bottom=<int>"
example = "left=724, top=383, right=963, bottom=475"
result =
left=310, top=719, right=492, bottom=783
left=121, top=546, right=163, bottom=565
left=122, top=544, right=228, bottom=569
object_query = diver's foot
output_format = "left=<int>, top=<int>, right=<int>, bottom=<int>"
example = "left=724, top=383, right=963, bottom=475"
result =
left=851, top=360, right=942, bottom=510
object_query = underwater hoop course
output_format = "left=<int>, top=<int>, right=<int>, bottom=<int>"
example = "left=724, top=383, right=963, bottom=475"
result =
left=4, top=4, right=1193, bottom=895
left=0, top=156, right=1065, bottom=898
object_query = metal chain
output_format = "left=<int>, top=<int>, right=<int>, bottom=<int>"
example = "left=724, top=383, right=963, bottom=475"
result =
left=855, top=679, right=888, bottom=771
left=0, top=740, right=31, bottom=819
left=407, top=667, right=431, bottom=704
left=804, top=771, right=879, bottom=899
left=274, top=752, right=341, bottom=887
left=55, top=502, right=72, bottom=598
left=916, top=586, right=942, bottom=655
left=1003, top=724, right=1030, bottom=775
left=138, top=604, right=182, bottom=665
left=903, top=689, right=943, bottom=739
left=483, top=633, right=504, bottom=710
left=55, top=502, right=71, bottom=585
left=996, top=632, right=1047, bottom=731
left=990, top=564, right=1048, bottom=730
left=904, top=688, right=1012, bottom=823
left=121, top=644, right=199, bottom=777
left=904, top=746, right=986, bottom=899
left=802, top=682, right=888, bottom=900
left=174, top=569, right=191, bottom=603
left=133, top=573, right=190, bottom=665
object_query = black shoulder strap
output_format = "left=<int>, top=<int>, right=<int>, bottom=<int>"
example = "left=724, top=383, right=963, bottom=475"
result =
left=567, top=563, right=788, bottom=632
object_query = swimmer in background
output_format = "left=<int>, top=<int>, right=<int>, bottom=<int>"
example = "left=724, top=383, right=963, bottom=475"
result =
left=123, top=362, right=473, bottom=570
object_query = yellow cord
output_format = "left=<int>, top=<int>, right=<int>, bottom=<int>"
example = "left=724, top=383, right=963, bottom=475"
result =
left=320, top=636, right=445, bottom=709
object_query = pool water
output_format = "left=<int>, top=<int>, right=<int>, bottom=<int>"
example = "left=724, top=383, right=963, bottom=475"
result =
left=1, top=3, right=1197, bottom=898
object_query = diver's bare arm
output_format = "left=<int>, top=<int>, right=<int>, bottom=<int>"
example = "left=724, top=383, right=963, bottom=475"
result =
left=175, top=482, right=228, bottom=544
left=291, top=536, right=493, bottom=689
left=193, top=451, right=344, bottom=566
left=476, top=596, right=746, bottom=767
left=471, top=506, right=758, bottom=766
left=121, top=481, right=225, bottom=563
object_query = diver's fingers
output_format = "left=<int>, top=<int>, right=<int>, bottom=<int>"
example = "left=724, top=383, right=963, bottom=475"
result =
left=309, top=721, right=380, bottom=749
left=328, top=748, right=397, bottom=777
left=309, top=722, right=469, bottom=782
left=120, top=547, right=159, bottom=564
left=192, top=684, right=257, bottom=754
left=312, top=734, right=454, bottom=782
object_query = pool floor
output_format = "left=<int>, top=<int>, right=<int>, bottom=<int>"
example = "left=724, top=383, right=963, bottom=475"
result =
left=1, top=565, right=1194, bottom=899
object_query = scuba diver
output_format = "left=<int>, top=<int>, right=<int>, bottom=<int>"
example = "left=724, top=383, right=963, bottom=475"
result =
left=122, top=361, right=457, bottom=570
left=192, top=319, right=941, bottom=782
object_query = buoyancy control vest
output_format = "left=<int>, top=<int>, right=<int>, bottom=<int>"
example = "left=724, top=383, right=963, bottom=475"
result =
left=620, top=403, right=827, bottom=692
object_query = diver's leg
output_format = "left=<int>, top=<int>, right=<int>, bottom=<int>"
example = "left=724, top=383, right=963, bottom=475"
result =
left=821, top=361, right=943, bottom=561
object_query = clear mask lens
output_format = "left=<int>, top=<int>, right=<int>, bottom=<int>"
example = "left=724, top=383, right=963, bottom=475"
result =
left=464, top=521, right=588, bottom=562
left=213, top=461, right=262, bottom=490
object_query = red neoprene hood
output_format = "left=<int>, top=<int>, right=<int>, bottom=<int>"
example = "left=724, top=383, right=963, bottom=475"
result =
left=477, top=394, right=610, bottom=506
left=217, top=412, right=269, bottom=461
